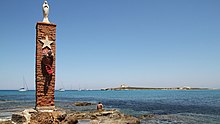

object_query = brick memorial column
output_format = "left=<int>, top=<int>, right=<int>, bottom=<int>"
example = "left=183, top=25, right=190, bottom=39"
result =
left=35, top=0, right=56, bottom=110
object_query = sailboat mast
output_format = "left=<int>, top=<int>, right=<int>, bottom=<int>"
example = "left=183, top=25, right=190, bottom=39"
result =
left=23, top=76, right=29, bottom=90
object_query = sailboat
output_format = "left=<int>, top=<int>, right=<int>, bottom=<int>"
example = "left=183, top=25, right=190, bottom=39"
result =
left=58, top=81, right=65, bottom=92
left=19, top=77, right=28, bottom=92
left=78, top=83, right=81, bottom=91
left=58, top=88, right=65, bottom=92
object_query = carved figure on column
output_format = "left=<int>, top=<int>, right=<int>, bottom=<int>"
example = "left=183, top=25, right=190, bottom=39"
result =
left=39, top=34, right=54, bottom=95
left=41, top=50, right=53, bottom=95
left=42, top=0, right=50, bottom=23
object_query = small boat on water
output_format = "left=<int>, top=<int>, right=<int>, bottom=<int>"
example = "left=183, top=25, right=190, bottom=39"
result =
left=19, top=87, right=27, bottom=92
left=58, top=88, right=65, bottom=92
left=19, top=77, right=28, bottom=92
left=58, top=81, right=65, bottom=92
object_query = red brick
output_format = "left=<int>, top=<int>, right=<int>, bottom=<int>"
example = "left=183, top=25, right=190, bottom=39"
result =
left=35, top=22, right=56, bottom=108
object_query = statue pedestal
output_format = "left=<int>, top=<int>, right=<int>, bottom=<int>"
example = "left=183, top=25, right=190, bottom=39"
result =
left=35, top=106, right=55, bottom=112
left=35, top=22, right=56, bottom=109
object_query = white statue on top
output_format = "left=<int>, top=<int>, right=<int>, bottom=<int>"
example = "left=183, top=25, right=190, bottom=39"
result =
left=42, top=0, right=50, bottom=23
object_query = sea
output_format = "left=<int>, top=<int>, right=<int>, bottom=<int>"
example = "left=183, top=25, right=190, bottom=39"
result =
left=0, top=90, right=220, bottom=124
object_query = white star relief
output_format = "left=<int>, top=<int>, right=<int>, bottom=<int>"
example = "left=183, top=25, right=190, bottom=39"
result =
left=40, top=35, right=54, bottom=49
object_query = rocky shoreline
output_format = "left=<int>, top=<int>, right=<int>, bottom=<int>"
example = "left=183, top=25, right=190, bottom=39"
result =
left=0, top=102, right=167, bottom=124
left=0, top=109, right=140, bottom=124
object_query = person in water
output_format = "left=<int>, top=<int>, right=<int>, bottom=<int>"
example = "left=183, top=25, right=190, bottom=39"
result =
left=97, top=102, right=103, bottom=110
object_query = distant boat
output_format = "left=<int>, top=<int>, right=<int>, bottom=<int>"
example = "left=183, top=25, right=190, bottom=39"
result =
left=19, top=87, right=27, bottom=92
left=19, top=77, right=28, bottom=92
left=58, top=81, right=65, bottom=92
left=58, top=88, right=65, bottom=92
left=78, top=88, right=82, bottom=91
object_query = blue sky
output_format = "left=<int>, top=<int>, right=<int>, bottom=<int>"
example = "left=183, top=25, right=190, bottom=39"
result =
left=0, top=0, right=219, bottom=90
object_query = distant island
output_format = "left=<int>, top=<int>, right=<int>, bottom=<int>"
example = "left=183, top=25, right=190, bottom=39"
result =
left=101, top=84, right=219, bottom=91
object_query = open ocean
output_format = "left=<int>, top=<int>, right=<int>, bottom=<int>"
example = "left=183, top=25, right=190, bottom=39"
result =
left=0, top=90, right=220, bottom=124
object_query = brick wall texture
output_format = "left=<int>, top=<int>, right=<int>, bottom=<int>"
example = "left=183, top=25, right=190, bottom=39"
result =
left=35, top=22, right=56, bottom=108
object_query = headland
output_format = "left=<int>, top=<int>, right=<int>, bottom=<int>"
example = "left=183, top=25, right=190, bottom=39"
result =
left=101, top=85, right=217, bottom=91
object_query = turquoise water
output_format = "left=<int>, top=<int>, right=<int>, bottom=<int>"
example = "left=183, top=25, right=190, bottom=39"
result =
left=0, top=90, right=220, bottom=123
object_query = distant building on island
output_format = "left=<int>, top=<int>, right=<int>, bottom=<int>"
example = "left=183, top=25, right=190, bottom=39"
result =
left=120, top=84, right=128, bottom=88
left=177, top=86, right=191, bottom=90
left=101, top=85, right=211, bottom=91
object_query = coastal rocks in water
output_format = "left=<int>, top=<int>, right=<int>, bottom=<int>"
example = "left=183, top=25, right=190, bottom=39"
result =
left=7, top=109, right=139, bottom=124
left=30, top=111, right=68, bottom=124
left=61, top=115, right=78, bottom=124
left=69, top=109, right=140, bottom=124
left=11, top=113, right=27, bottom=124
left=73, top=102, right=95, bottom=106
left=139, top=114, right=156, bottom=119
left=11, top=109, right=37, bottom=124
left=10, top=109, right=69, bottom=124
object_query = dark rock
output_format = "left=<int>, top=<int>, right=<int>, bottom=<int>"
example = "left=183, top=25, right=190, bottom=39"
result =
left=139, top=114, right=156, bottom=119
left=61, top=115, right=78, bottom=124
left=57, top=112, right=67, bottom=122
left=100, top=111, right=114, bottom=116
left=74, top=102, right=95, bottom=106
left=11, top=113, right=27, bottom=124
